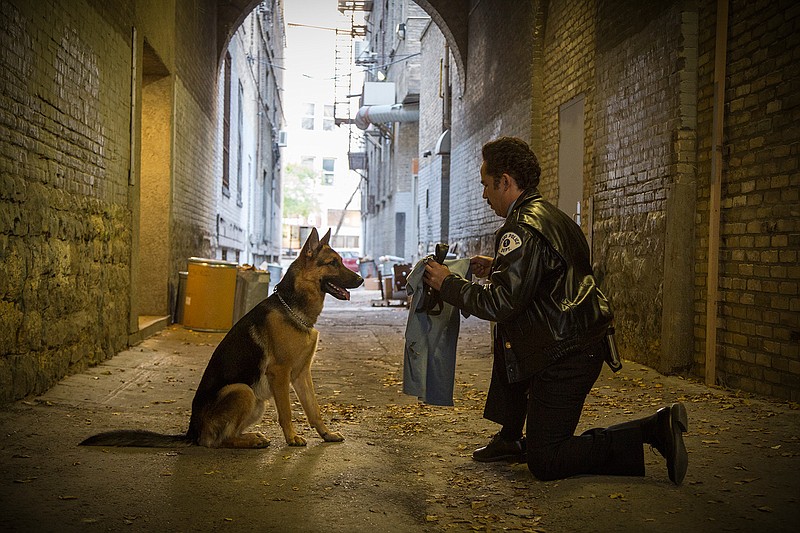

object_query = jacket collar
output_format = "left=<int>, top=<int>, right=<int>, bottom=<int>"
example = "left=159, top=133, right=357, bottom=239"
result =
left=495, top=189, right=541, bottom=238
left=507, top=188, right=541, bottom=218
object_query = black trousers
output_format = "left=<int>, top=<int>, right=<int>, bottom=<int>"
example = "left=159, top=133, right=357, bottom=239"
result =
left=483, top=338, right=645, bottom=481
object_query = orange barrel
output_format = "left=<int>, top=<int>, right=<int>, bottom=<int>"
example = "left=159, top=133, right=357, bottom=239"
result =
left=183, top=257, right=238, bottom=331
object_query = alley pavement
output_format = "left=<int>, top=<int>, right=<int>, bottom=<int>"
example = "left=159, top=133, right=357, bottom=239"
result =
left=1, top=288, right=798, bottom=532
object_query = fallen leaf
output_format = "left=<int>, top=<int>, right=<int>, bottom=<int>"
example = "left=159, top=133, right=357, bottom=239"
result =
left=507, top=508, right=537, bottom=518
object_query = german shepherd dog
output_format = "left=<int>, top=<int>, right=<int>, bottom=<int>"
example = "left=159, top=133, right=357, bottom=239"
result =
left=81, top=228, right=363, bottom=448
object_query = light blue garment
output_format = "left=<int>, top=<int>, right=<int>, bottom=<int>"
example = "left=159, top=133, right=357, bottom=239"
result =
left=403, top=258, right=471, bottom=406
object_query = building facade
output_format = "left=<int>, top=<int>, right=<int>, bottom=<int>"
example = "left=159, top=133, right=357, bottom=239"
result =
left=214, top=4, right=286, bottom=268
left=281, top=1, right=362, bottom=259
left=348, top=0, right=426, bottom=264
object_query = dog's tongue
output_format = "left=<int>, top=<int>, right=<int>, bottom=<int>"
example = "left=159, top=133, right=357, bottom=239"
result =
left=326, top=282, right=351, bottom=300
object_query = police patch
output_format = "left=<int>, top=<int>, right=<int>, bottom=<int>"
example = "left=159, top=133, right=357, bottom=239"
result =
left=498, top=232, right=522, bottom=255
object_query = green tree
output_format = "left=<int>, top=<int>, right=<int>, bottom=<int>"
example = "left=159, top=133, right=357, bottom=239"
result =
left=283, top=163, right=321, bottom=218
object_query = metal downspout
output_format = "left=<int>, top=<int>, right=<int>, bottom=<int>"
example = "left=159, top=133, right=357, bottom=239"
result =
left=706, top=0, right=729, bottom=386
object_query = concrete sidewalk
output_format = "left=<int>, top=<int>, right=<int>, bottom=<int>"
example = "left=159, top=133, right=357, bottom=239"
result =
left=1, top=288, right=798, bottom=532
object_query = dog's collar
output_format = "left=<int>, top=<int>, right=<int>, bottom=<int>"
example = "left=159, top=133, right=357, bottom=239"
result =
left=274, top=287, right=313, bottom=329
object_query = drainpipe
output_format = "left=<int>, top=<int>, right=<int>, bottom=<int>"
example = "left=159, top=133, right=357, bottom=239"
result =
left=706, top=0, right=729, bottom=386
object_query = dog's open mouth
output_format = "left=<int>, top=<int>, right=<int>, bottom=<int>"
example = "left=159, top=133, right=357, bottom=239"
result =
left=323, top=281, right=351, bottom=300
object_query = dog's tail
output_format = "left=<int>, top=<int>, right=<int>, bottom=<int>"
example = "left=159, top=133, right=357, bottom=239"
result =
left=80, top=430, right=193, bottom=448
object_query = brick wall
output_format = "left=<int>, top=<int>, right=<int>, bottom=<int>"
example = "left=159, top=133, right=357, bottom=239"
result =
left=417, top=20, right=440, bottom=250
left=0, top=0, right=231, bottom=403
left=0, top=0, right=134, bottom=400
left=447, top=0, right=798, bottom=399
left=539, top=0, right=595, bottom=205
left=694, top=0, right=800, bottom=399
left=538, top=0, right=798, bottom=398
left=447, top=0, right=536, bottom=258
left=171, top=0, right=220, bottom=276
left=590, top=0, right=690, bottom=371
left=172, top=74, right=217, bottom=273
left=362, top=0, right=799, bottom=400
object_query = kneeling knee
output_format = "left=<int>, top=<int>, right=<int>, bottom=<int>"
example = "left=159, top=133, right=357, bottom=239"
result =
left=527, top=456, right=558, bottom=481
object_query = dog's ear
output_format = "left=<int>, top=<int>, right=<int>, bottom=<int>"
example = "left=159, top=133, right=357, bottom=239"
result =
left=301, top=228, right=320, bottom=258
left=320, top=228, right=332, bottom=247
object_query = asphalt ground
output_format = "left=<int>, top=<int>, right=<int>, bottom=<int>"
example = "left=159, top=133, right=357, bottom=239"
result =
left=1, top=288, right=798, bottom=532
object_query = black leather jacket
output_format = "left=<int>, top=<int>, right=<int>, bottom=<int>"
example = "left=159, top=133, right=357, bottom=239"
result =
left=439, top=189, right=613, bottom=383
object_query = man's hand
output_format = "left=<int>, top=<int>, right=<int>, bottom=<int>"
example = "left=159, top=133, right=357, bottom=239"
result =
left=470, top=255, right=493, bottom=278
left=422, top=257, right=451, bottom=291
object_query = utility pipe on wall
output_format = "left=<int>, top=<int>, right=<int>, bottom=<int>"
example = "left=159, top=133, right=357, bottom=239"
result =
left=706, top=0, right=729, bottom=386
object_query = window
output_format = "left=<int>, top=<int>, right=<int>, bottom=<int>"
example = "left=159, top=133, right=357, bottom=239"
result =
left=322, top=158, right=335, bottom=185
left=323, top=105, right=335, bottom=131
left=222, top=53, right=232, bottom=194
left=301, top=103, right=315, bottom=130
left=301, top=156, right=314, bottom=168
left=236, top=81, right=244, bottom=206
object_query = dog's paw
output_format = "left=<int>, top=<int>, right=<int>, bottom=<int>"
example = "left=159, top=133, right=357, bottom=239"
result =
left=253, top=432, right=271, bottom=448
left=321, top=431, right=344, bottom=443
left=286, top=434, right=307, bottom=446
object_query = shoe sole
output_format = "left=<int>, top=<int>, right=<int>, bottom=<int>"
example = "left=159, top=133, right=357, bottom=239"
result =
left=472, top=453, right=527, bottom=463
left=668, top=402, right=689, bottom=485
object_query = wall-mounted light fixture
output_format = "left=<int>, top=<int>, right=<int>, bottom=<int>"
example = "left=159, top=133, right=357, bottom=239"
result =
left=396, top=23, right=406, bottom=40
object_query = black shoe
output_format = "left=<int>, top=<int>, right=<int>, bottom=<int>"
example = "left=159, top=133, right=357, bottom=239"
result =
left=651, top=403, right=689, bottom=485
left=472, top=433, right=526, bottom=463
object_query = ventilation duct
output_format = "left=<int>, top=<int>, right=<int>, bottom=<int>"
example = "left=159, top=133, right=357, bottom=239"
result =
left=354, top=104, right=419, bottom=130
left=434, top=129, right=450, bottom=155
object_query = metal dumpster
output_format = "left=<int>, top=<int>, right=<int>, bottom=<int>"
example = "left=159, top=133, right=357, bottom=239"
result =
left=233, top=268, right=271, bottom=323
left=183, top=257, right=237, bottom=332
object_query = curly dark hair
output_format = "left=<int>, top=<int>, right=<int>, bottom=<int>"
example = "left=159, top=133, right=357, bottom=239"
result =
left=481, top=137, right=541, bottom=190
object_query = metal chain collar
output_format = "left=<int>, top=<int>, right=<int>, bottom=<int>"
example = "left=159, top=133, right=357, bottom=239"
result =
left=274, top=287, right=313, bottom=329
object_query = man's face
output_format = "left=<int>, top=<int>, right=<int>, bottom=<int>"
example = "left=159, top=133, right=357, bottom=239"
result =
left=480, top=161, right=506, bottom=218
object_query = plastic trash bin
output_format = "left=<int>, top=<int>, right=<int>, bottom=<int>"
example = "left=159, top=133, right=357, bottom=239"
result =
left=183, top=257, right=237, bottom=331
left=265, top=263, right=283, bottom=286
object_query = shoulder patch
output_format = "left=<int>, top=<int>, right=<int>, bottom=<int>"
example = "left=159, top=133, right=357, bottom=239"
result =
left=498, top=232, right=522, bottom=255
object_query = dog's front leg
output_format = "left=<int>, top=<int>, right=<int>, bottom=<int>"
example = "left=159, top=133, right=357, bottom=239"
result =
left=268, top=369, right=306, bottom=446
left=293, top=370, right=344, bottom=442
